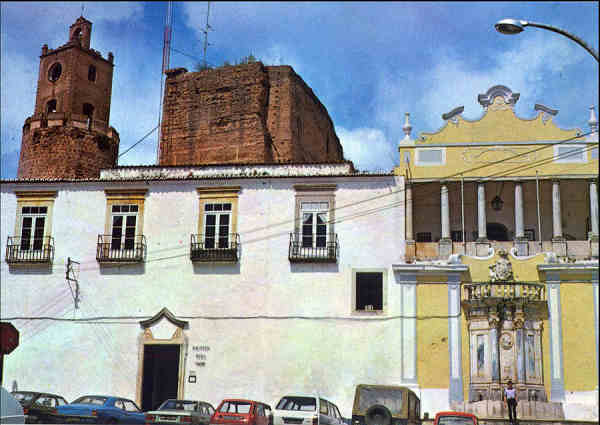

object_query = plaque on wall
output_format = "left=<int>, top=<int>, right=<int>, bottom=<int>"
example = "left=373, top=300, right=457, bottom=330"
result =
left=500, top=332, right=513, bottom=350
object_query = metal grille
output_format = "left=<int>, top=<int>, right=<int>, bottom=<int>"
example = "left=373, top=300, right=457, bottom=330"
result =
left=289, top=233, right=338, bottom=262
left=96, top=234, right=146, bottom=262
left=190, top=233, right=239, bottom=262
left=5, top=236, right=54, bottom=263
left=463, top=282, right=545, bottom=301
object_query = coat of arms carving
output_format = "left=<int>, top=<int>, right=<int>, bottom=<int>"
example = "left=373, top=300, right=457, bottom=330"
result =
left=489, top=248, right=514, bottom=282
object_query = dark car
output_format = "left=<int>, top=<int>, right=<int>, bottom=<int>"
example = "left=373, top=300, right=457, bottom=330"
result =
left=352, top=385, right=421, bottom=425
left=55, top=395, right=145, bottom=424
left=145, top=399, right=215, bottom=424
left=11, top=391, right=68, bottom=424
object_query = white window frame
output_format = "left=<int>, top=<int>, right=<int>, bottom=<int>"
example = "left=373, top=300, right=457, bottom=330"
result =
left=203, top=202, right=232, bottom=249
left=553, top=144, right=587, bottom=163
left=300, top=201, right=329, bottom=249
left=415, top=147, right=446, bottom=166
left=110, top=204, right=139, bottom=251
left=18, top=205, right=48, bottom=251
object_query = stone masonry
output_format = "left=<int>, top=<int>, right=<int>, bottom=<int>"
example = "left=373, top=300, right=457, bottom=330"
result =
left=17, top=16, right=119, bottom=180
left=158, top=62, right=346, bottom=166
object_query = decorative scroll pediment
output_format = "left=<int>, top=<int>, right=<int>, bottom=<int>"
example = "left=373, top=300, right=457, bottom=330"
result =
left=140, top=307, right=188, bottom=329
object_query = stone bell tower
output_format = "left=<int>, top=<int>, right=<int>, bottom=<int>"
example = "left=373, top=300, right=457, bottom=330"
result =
left=17, top=16, right=119, bottom=180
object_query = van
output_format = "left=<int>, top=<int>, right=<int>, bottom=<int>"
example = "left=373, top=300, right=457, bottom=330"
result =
left=272, top=395, right=344, bottom=425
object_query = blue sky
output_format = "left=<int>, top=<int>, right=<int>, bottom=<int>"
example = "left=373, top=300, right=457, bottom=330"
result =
left=1, top=1, right=598, bottom=178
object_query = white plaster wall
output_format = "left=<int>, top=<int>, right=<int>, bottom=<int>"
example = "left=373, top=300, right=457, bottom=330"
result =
left=1, top=175, right=407, bottom=417
left=564, top=390, right=599, bottom=421
left=419, top=389, right=450, bottom=419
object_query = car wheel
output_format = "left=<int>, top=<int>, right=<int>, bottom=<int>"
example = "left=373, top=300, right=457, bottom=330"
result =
left=365, top=405, right=391, bottom=425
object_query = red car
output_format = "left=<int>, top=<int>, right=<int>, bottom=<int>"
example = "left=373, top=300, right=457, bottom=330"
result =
left=433, top=411, right=478, bottom=425
left=210, top=399, right=272, bottom=425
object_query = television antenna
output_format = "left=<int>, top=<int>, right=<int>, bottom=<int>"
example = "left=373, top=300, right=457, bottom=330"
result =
left=202, top=1, right=213, bottom=69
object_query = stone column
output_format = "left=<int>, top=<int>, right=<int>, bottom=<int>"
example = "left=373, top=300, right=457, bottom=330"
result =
left=514, top=182, right=528, bottom=256
left=552, top=180, right=566, bottom=256
left=440, top=183, right=452, bottom=258
left=405, top=183, right=416, bottom=260
left=547, top=272, right=565, bottom=402
left=476, top=182, right=490, bottom=256
left=478, top=183, right=487, bottom=240
left=400, top=273, right=418, bottom=385
left=448, top=273, right=464, bottom=404
left=590, top=180, right=599, bottom=258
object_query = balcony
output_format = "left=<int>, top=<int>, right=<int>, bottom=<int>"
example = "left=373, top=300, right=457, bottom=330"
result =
left=190, top=233, right=239, bottom=262
left=5, top=236, right=54, bottom=264
left=96, top=234, right=146, bottom=263
left=288, top=233, right=338, bottom=263
left=463, top=281, right=546, bottom=302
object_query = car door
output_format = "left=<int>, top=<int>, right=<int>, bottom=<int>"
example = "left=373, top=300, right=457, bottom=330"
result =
left=318, top=399, right=330, bottom=425
left=123, top=399, right=145, bottom=424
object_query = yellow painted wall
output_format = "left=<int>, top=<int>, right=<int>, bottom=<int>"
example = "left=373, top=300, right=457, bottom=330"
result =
left=417, top=276, right=449, bottom=388
left=395, top=97, right=597, bottom=179
left=560, top=283, right=598, bottom=391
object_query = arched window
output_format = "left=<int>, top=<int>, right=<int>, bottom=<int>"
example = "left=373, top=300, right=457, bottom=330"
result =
left=73, top=28, right=81, bottom=40
left=48, top=63, right=62, bottom=82
left=88, top=65, right=96, bottom=82
left=46, top=99, right=57, bottom=114
left=83, top=103, right=94, bottom=119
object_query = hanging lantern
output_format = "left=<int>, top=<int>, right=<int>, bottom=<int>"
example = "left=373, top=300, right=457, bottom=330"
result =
left=491, top=195, right=504, bottom=211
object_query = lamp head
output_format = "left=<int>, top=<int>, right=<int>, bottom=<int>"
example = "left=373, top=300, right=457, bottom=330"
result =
left=495, top=19, right=528, bottom=35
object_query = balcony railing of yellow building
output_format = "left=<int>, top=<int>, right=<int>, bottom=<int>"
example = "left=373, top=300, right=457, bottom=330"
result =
left=289, top=233, right=338, bottom=263
left=5, top=236, right=54, bottom=264
left=190, top=233, right=239, bottom=262
left=96, top=234, right=146, bottom=263
left=463, top=282, right=546, bottom=302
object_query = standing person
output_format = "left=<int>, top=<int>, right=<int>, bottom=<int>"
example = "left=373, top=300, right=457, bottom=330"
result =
left=503, top=379, right=518, bottom=424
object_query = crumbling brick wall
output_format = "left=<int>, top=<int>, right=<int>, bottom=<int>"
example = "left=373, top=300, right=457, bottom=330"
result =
left=158, top=62, right=345, bottom=166
left=18, top=124, right=119, bottom=179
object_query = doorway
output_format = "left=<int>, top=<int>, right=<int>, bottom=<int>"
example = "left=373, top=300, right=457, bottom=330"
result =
left=487, top=222, right=509, bottom=241
left=141, top=344, right=180, bottom=411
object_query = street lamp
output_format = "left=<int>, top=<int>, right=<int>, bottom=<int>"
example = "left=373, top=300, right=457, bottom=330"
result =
left=495, top=19, right=599, bottom=62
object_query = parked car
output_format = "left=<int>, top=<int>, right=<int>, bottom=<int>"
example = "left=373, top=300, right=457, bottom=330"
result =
left=145, top=399, right=215, bottom=425
left=433, top=412, right=477, bottom=425
left=210, top=399, right=271, bottom=425
left=55, top=395, right=145, bottom=424
left=1, top=387, right=25, bottom=424
left=352, top=385, right=421, bottom=425
left=272, top=395, right=343, bottom=425
left=11, top=391, right=68, bottom=424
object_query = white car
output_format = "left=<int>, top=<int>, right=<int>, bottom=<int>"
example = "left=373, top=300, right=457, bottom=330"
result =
left=272, top=395, right=343, bottom=425
left=1, top=387, right=25, bottom=424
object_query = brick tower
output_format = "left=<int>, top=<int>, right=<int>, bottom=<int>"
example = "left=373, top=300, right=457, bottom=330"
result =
left=17, top=16, right=119, bottom=179
left=158, top=62, right=346, bottom=166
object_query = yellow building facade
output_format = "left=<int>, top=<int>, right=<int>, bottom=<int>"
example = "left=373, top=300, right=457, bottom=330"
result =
left=393, top=85, right=598, bottom=421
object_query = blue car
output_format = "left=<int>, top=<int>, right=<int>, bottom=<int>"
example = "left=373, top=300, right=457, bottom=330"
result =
left=56, top=395, right=145, bottom=424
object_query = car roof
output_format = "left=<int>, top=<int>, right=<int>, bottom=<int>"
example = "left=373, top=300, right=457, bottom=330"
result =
left=13, top=391, right=65, bottom=398
left=220, top=399, right=270, bottom=406
left=434, top=412, right=477, bottom=419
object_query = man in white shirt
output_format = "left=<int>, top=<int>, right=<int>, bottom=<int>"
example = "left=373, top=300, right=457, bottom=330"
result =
left=503, top=379, right=518, bottom=424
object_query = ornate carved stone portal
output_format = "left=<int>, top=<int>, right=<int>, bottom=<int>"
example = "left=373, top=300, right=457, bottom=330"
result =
left=461, top=250, right=564, bottom=419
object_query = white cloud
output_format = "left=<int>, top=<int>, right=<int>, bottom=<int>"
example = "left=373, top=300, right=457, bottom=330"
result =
left=336, top=127, right=396, bottom=172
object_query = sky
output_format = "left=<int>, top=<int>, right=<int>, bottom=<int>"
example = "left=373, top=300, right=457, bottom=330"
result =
left=1, top=1, right=598, bottom=178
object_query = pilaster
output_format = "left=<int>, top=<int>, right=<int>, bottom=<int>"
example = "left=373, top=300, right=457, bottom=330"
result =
left=546, top=272, right=565, bottom=402
left=448, top=273, right=464, bottom=403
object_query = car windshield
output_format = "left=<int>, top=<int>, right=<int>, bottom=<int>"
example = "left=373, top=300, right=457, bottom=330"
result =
left=159, top=400, right=199, bottom=411
left=437, top=416, right=475, bottom=425
left=72, top=396, right=108, bottom=405
left=219, top=401, right=252, bottom=414
left=276, top=397, right=316, bottom=411
left=12, top=392, right=36, bottom=402
left=356, top=388, right=403, bottom=415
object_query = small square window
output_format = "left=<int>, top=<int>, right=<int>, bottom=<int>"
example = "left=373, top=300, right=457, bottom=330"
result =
left=205, top=204, right=214, bottom=211
left=416, top=232, right=432, bottom=242
left=356, top=272, right=383, bottom=311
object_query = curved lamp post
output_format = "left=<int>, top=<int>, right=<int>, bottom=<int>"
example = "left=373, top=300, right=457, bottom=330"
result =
left=495, top=19, right=599, bottom=62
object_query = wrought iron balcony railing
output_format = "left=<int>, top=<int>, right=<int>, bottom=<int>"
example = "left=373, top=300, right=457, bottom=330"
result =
left=96, top=234, right=146, bottom=263
left=463, top=282, right=546, bottom=302
left=190, top=233, right=239, bottom=262
left=289, top=233, right=338, bottom=263
left=5, top=236, right=54, bottom=264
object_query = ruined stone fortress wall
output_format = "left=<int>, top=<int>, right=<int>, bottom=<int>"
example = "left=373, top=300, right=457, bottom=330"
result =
left=159, top=62, right=345, bottom=166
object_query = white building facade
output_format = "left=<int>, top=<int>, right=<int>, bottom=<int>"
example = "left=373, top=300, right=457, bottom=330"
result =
left=1, top=163, right=424, bottom=417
